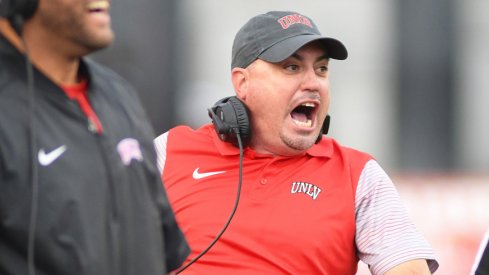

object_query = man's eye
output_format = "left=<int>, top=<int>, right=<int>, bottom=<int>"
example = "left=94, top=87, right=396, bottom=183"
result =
left=285, top=64, right=300, bottom=71
left=317, top=66, right=328, bottom=74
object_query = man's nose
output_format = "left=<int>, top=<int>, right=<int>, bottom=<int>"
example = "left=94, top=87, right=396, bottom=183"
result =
left=300, top=68, right=321, bottom=92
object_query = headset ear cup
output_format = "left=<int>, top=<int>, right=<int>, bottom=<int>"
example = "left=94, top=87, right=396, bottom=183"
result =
left=21, top=0, right=38, bottom=19
left=227, top=97, right=251, bottom=147
left=208, top=96, right=251, bottom=148
left=0, top=0, right=38, bottom=19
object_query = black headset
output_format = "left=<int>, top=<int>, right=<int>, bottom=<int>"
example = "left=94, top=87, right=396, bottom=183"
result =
left=208, top=96, right=330, bottom=148
left=0, top=0, right=38, bottom=19
left=208, top=96, right=252, bottom=148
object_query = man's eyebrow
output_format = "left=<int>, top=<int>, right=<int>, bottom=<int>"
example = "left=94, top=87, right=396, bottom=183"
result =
left=289, top=53, right=303, bottom=61
left=317, top=54, right=330, bottom=62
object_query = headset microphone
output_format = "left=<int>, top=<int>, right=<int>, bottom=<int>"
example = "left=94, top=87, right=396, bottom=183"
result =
left=315, top=114, right=330, bottom=143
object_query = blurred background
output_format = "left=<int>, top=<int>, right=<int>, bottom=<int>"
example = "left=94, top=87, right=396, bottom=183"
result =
left=91, top=0, right=489, bottom=274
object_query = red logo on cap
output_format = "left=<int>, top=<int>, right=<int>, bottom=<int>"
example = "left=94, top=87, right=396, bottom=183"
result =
left=277, top=14, right=313, bottom=29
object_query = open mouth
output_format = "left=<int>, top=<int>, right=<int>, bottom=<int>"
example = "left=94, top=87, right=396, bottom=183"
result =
left=290, top=102, right=317, bottom=128
left=87, top=1, right=110, bottom=12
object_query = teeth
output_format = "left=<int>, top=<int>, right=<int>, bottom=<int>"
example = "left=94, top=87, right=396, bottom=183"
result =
left=302, top=103, right=315, bottom=107
left=87, top=1, right=110, bottom=11
left=293, top=119, right=313, bottom=128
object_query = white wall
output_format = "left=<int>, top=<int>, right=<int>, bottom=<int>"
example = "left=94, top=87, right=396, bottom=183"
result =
left=455, top=0, right=489, bottom=171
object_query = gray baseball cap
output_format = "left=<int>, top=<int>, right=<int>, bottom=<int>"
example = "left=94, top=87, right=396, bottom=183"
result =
left=231, top=11, right=348, bottom=69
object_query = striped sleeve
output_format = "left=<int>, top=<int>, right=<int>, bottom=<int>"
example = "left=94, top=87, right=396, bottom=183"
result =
left=355, top=160, right=439, bottom=274
left=153, top=131, right=169, bottom=175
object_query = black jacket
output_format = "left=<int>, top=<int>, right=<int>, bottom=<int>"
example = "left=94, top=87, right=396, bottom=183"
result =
left=0, top=34, right=189, bottom=274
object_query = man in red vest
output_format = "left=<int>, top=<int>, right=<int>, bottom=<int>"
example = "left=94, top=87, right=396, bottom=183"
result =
left=155, top=10, right=438, bottom=274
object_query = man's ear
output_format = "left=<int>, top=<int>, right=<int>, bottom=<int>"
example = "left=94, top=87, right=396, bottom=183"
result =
left=231, top=67, right=249, bottom=100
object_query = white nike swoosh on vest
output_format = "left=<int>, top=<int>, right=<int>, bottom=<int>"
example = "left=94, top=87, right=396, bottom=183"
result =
left=38, top=145, right=67, bottom=166
left=192, top=168, right=226, bottom=180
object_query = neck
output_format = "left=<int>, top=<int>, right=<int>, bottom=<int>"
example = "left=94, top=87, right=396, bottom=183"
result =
left=0, top=19, right=24, bottom=51
left=0, top=18, right=81, bottom=85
